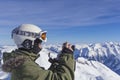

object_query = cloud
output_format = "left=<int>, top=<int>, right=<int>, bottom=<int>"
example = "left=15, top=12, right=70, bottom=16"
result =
left=0, top=0, right=120, bottom=29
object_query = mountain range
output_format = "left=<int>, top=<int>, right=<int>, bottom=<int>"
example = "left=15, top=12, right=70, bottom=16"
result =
left=0, top=42, right=120, bottom=80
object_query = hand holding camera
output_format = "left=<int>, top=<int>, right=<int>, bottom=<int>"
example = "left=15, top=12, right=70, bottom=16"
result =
left=48, top=42, right=75, bottom=63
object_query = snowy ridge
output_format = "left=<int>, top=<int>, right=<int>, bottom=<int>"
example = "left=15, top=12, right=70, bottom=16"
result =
left=75, top=58, right=120, bottom=80
left=0, top=42, right=120, bottom=80
left=74, top=42, right=120, bottom=75
left=0, top=45, right=17, bottom=53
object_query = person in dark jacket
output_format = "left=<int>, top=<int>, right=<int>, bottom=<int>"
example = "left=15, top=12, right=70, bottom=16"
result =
left=2, top=24, right=75, bottom=80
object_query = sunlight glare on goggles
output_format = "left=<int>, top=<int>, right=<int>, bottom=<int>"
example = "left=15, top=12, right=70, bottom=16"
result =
left=40, top=32, right=46, bottom=40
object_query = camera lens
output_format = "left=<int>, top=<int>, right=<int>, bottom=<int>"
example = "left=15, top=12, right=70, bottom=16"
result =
left=71, top=45, right=75, bottom=50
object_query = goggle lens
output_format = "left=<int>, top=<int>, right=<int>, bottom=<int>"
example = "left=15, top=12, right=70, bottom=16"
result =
left=41, top=33, right=46, bottom=40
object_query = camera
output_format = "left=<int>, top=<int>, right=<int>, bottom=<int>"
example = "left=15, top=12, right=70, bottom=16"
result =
left=71, top=45, right=75, bottom=51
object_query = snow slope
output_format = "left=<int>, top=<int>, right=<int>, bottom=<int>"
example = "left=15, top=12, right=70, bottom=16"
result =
left=0, top=42, right=120, bottom=80
left=75, top=42, right=120, bottom=75
left=75, top=58, right=120, bottom=80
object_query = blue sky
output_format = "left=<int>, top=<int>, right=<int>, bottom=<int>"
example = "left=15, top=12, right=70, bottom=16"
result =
left=0, top=0, right=120, bottom=45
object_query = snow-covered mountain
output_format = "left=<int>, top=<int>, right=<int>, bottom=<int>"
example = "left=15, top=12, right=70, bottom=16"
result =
left=75, top=58, right=120, bottom=80
left=0, top=42, right=120, bottom=80
left=74, top=42, right=120, bottom=75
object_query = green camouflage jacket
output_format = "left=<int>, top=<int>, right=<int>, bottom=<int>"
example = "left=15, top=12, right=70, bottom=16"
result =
left=2, top=49, right=75, bottom=80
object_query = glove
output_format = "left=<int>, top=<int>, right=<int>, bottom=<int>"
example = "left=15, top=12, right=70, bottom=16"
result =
left=61, top=42, right=75, bottom=54
left=48, top=42, right=75, bottom=63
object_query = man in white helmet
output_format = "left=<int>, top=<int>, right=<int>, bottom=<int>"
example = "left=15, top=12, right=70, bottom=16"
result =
left=2, top=24, right=75, bottom=80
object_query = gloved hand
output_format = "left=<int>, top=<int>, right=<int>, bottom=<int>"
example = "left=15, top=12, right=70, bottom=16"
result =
left=48, top=42, right=75, bottom=63
left=61, top=42, right=75, bottom=54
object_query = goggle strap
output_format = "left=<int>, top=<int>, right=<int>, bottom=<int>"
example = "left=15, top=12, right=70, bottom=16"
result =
left=12, top=29, right=39, bottom=38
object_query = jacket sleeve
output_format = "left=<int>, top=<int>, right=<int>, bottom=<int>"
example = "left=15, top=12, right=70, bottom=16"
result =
left=49, top=53, right=75, bottom=80
left=21, top=53, right=75, bottom=80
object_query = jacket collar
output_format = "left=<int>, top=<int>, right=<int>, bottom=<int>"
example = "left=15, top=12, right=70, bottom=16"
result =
left=15, top=49, right=40, bottom=61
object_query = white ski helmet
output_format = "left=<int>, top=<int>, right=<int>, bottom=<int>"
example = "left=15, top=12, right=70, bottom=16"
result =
left=12, top=24, right=47, bottom=48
